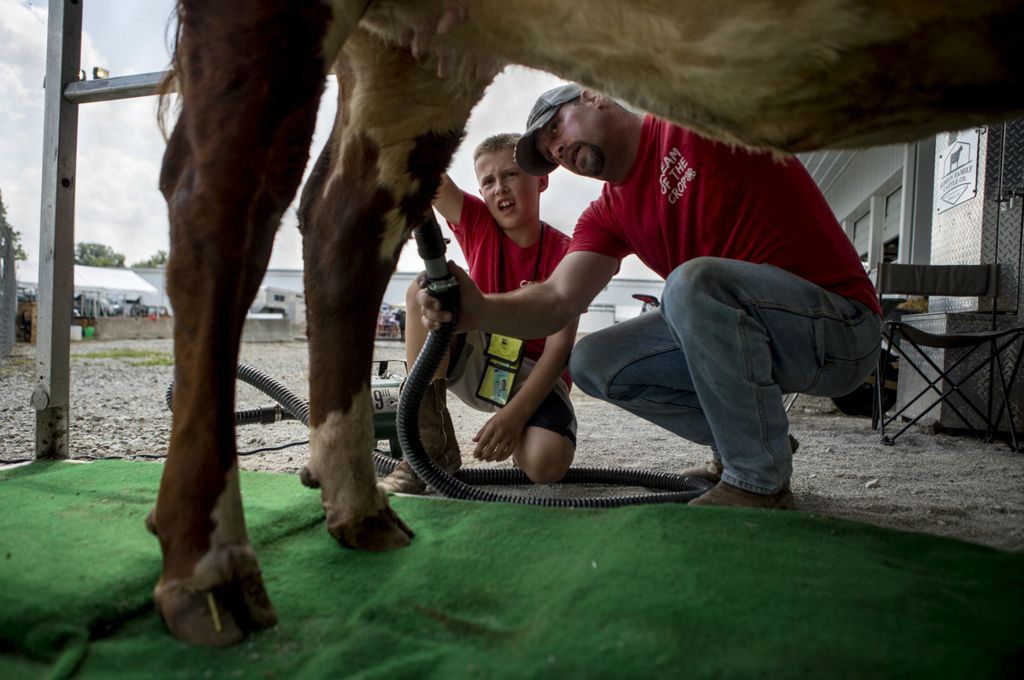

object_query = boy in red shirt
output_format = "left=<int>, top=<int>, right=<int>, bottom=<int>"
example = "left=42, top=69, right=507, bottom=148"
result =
left=380, top=133, right=579, bottom=495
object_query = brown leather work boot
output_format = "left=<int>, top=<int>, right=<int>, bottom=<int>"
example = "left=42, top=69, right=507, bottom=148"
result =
left=379, top=378, right=461, bottom=495
left=689, top=480, right=795, bottom=509
left=680, top=435, right=799, bottom=485
left=680, top=458, right=724, bottom=484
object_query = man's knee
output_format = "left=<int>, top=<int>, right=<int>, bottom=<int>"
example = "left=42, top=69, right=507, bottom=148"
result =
left=663, top=257, right=725, bottom=306
left=569, top=332, right=605, bottom=398
left=662, top=258, right=751, bottom=332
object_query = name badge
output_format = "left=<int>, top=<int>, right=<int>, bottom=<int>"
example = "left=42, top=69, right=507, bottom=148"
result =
left=476, top=334, right=525, bottom=407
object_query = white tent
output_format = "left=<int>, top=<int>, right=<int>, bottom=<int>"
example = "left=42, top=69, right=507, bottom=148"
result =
left=16, top=261, right=158, bottom=297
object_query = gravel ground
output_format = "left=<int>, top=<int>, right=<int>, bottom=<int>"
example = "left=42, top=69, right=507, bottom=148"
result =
left=2, top=337, right=1022, bottom=552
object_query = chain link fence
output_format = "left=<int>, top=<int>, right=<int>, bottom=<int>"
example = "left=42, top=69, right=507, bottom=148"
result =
left=0, top=221, right=16, bottom=362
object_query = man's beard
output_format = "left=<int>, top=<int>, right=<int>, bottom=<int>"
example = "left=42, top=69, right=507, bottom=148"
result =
left=572, top=143, right=605, bottom=177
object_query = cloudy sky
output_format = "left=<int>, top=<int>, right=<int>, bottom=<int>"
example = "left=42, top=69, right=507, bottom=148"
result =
left=1, top=0, right=658, bottom=278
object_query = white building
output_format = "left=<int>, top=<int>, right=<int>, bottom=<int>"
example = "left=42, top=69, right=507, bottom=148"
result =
left=17, top=261, right=158, bottom=315
left=101, top=122, right=1024, bottom=344
left=125, top=266, right=664, bottom=334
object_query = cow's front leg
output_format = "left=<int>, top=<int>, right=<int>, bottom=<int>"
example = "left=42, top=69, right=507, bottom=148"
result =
left=297, top=27, right=492, bottom=548
left=156, top=119, right=287, bottom=647
left=151, top=0, right=351, bottom=646
left=296, top=124, right=417, bottom=551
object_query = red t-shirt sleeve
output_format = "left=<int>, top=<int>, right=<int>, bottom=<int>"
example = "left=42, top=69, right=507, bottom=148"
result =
left=538, top=225, right=571, bottom=280
left=568, top=192, right=632, bottom=262
left=447, top=190, right=492, bottom=269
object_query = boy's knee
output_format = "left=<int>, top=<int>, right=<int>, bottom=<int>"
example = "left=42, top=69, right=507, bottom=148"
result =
left=517, top=433, right=574, bottom=484
left=521, top=457, right=569, bottom=484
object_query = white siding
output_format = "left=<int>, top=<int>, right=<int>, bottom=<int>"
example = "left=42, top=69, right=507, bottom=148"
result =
left=815, top=145, right=904, bottom=221
left=132, top=268, right=665, bottom=333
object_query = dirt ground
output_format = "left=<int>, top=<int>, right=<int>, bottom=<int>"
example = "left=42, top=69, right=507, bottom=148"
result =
left=1, top=338, right=1021, bottom=552
left=446, top=371, right=1024, bottom=553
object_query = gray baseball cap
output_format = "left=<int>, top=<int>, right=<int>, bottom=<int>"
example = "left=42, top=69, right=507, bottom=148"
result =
left=514, top=83, right=583, bottom=176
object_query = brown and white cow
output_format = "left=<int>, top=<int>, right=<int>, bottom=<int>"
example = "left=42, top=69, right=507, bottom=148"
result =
left=152, top=0, right=1024, bottom=645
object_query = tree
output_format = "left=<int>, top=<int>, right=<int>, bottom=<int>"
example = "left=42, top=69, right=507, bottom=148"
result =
left=132, top=249, right=168, bottom=268
left=10, top=230, right=27, bottom=260
left=75, top=242, right=126, bottom=268
left=0, top=188, right=28, bottom=260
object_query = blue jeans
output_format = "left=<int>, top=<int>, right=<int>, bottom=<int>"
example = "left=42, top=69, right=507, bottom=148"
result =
left=571, top=257, right=880, bottom=494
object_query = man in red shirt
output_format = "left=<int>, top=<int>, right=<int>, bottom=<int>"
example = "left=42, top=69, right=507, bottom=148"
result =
left=382, top=133, right=579, bottom=494
left=420, top=85, right=881, bottom=509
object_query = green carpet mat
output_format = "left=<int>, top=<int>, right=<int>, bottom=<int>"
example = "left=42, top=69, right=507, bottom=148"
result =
left=0, top=461, right=1021, bottom=679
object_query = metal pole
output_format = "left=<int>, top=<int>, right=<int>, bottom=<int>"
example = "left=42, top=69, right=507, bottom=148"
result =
left=907, top=138, right=935, bottom=265
left=64, top=71, right=168, bottom=104
left=865, top=195, right=885, bottom=273
left=34, top=0, right=83, bottom=458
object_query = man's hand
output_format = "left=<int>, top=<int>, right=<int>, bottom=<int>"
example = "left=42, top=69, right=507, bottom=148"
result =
left=472, top=408, right=527, bottom=462
left=419, top=252, right=617, bottom=340
left=417, top=262, right=482, bottom=333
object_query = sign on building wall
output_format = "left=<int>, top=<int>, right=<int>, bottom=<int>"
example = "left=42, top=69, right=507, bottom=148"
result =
left=935, top=128, right=979, bottom=213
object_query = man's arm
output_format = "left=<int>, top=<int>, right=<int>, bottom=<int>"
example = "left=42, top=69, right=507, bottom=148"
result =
left=419, top=250, right=618, bottom=339
left=432, top=173, right=464, bottom=224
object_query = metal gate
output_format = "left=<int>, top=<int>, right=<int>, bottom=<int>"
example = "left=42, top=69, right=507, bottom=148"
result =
left=34, top=0, right=166, bottom=457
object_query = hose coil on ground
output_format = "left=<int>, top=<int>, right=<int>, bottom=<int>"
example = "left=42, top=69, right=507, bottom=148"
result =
left=165, top=351, right=712, bottom=506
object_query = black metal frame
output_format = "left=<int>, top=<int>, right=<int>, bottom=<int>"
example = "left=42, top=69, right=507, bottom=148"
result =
left=874, top=263, right=1024, bottom=450
left=876, top=320, right=1024, bottom=448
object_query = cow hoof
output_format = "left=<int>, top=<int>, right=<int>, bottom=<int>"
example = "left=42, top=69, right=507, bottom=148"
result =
left=154, top=552, right=277, bottom=646
left=299, top=465, right=320, bottom=489
left=328, top=505, right=414, bottom=551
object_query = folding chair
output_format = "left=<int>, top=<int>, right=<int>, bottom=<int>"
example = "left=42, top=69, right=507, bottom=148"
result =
left=874, top=263, right=1024, bottom=449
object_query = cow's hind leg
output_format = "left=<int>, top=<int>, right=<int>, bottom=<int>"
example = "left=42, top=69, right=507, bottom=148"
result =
left=297, top=28, right=495, bottom=548
left=153, top=2, right=348, bottom=646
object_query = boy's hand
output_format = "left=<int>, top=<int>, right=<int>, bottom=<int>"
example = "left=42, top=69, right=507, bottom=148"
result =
left=473, top=408, right=527, bottom=461
left=417, top=262, right=481, bottom=333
